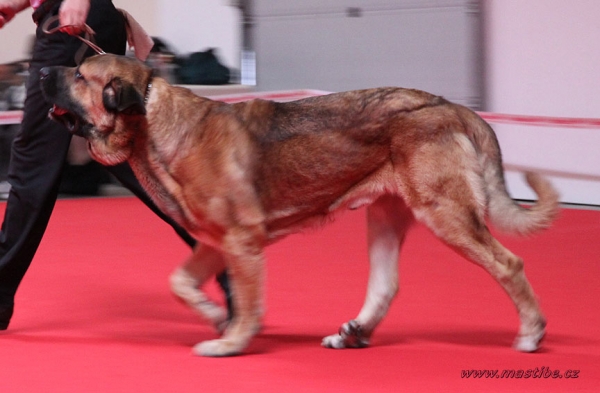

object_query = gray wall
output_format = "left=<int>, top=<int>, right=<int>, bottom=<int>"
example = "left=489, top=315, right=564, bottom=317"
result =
left=251, top=0, right=483, bottom=107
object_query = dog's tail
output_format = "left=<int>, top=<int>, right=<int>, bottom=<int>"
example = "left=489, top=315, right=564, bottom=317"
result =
left=487, top=171, right=559, bottom=236
left=461, top=107, right=560, bottom=236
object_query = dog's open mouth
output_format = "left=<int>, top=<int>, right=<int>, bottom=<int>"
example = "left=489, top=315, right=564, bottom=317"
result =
left=49, top=105, right=82, bottom=135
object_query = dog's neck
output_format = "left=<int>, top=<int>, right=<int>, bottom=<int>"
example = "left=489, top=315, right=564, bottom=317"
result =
left=144, top=69, right=154, bottom=106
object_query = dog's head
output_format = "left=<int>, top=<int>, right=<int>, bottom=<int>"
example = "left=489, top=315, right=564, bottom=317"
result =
left=40, top=54, right=153, bottom=166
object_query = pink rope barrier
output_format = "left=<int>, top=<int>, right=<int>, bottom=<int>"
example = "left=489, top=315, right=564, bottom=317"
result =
left=0, top=110, right=23, bottom=125
left=477, top=111, right=600, bottom=129
left=215, top=90, right=600, bottom=129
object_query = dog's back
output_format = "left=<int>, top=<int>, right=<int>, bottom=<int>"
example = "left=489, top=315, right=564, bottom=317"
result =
left=229, top=88, right=557, bottom=238
left=234, top=87, right=445, bottom=142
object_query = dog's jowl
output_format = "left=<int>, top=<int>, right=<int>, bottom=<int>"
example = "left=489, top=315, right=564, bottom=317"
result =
left=41, top=54, right=559, bottom=357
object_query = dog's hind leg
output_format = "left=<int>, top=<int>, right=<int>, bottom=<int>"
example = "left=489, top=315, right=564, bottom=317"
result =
left=170, top=244, right=229, bottom=332
left=415, top=202, right=546, bottom=352
left=322, top=195, right=413, bottom=349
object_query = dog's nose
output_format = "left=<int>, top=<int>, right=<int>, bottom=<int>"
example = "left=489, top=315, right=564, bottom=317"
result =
left=39, top=67, right=50, bottom=80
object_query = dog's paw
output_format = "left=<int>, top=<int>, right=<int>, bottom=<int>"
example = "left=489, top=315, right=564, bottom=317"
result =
left=321, top=320, right=370, bottom=349
left=321, top=334, right=347, bottom=349
left=201, top=304, right=229, bottom=333
left=169, top=267, right=229, bottom=332
left=185, top=299, right=229, bottom=333
left=514, top=319, right=546, bottom=352
left=192, top=339, right=244, bottom=357
left=513, top=328, right=546, bottom=352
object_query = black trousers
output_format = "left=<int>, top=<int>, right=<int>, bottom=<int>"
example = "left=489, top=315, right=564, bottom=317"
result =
left=0, top=0, right=230, bottom=320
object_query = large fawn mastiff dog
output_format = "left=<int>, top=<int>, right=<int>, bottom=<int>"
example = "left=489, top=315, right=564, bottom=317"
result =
left=40, top=54, right=559, bottom=357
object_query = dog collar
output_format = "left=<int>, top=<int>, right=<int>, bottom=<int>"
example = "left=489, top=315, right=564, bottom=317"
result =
left=144, top=70, right=154, bottom=106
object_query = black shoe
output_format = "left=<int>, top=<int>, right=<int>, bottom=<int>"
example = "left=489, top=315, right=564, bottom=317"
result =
left=0, top=305, right=14, bottom=330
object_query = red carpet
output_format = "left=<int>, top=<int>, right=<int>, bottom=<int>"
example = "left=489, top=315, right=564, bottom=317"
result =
left=0, top=198, right=599, bottom=392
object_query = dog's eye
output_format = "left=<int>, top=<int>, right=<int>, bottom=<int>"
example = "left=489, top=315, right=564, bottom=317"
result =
left=75, top=70, right=85, bottom=81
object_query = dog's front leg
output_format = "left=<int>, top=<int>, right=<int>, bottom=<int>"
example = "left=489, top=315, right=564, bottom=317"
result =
left=193, top=225, right=266, bottom=357
left=170, top=244, right=229, bottom=332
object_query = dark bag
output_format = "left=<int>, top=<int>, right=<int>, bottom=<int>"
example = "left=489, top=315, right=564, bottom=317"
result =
left=175, top=48, right=230, bottom=85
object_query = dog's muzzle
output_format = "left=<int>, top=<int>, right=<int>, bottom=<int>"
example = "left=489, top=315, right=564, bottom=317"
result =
left=40, top=67, right=91, bottom=137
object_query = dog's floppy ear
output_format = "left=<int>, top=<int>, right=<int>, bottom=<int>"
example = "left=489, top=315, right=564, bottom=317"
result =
left=102, top=77, right=146, bottom=116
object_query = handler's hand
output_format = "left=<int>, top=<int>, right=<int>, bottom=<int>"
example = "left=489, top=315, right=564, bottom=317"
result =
left=58, top=0, right=90, bottom=35
left=0, top=0, right=30, bottom=29
left=0, top=9, right=14, bottom=29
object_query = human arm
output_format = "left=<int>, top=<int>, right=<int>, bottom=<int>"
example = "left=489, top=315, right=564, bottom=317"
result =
left=0, top=0, right=30, bottom=29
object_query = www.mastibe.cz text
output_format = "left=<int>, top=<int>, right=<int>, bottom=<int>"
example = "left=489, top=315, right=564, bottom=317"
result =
left=461, top=367, right=580, bottom=379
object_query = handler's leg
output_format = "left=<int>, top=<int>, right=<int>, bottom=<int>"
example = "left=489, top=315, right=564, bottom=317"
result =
left=0, top=0, right=126, bottom=329
left=0, top=57, right=73, bottom=329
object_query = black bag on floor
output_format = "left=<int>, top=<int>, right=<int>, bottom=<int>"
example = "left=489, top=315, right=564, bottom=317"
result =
left=175, top=48, right=230, bottom=85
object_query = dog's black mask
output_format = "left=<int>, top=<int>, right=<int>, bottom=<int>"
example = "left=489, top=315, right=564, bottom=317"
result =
left=40, top=66, right=93, bottom=137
